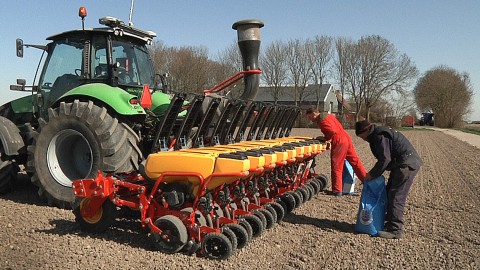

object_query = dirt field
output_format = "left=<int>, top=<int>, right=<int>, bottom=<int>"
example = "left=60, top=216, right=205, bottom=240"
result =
left=1, top=129, right=479, bottom=269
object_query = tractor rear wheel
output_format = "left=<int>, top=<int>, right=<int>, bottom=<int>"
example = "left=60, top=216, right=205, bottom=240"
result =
left=27, top=100, right=141, bottom=208
left=0, top=152, right=19, bottom=194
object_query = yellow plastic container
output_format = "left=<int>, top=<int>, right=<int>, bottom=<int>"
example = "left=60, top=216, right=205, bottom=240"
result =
left=206, top=155, right=251, bottom=190
left=144, top=150, right=251, bottom=195
left=212, top=145, right=267, bottom=169
left=230, top=142, right=279, bottom=165
left=144, top=152, right=215, bottom=180
left=273, top=150, right=289, bottom=164
left=180, top=147, right=235, bottom=156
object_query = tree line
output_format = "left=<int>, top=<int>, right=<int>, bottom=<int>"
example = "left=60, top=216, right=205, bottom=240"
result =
left=148, top=35, right=473, bottom=128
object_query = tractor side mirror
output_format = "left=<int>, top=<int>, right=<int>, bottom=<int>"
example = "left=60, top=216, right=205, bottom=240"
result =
left=10, top=79, right=26, bottom=91
left=17, top=79, right=26, bottom=86
left=16, top=39, right=24, bottom=58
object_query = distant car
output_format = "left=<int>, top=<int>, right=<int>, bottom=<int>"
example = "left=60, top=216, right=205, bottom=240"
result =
left=419, top=113, right=434, bottom=126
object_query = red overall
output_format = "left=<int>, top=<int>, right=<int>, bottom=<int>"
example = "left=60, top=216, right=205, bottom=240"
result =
left=318, top=114, right=367, bottom=193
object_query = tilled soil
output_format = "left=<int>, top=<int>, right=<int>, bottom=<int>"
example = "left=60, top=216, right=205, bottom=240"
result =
left=1, top=129, right=479, bottom=269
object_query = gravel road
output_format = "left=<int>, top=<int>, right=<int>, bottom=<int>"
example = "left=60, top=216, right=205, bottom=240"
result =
left=1, top=128, right=479, bottom=269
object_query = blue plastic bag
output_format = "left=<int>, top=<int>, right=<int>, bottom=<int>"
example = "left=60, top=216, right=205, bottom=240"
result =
left=355, top=176, right=387, bottom=236
left=342, top=160, right=356, bottom=194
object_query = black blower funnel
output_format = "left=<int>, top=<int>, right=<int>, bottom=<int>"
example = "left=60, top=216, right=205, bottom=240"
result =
left=232, top=19, right=264, bottom=101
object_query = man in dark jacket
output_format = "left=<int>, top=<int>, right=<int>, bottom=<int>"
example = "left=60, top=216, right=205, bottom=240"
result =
left=355, top=120, right=423, bottom=239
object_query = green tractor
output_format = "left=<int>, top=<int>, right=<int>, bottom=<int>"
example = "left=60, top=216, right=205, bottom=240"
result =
left=0, top=12, right=172, bottom=208
left=0, top=8, right=291, bottom=209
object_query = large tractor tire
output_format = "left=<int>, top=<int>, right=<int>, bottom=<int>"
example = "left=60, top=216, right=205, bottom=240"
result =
left=26, top=100, right=142, bottom=208
left=0, top=153, right=19, bottom=194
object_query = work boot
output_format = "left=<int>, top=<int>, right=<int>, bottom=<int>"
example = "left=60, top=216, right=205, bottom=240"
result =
left=333, top=192, right=343, bottom=197
left=378, top=230, right=404, bottom=239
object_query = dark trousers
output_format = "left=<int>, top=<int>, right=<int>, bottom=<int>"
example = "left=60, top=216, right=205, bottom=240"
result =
left=385, top=166, right=418, bottom=232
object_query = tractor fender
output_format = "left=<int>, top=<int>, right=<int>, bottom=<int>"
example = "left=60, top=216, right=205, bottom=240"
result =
left=0, top=116, right=24, bottom=156
left=60, top=83, right=147, bottom=116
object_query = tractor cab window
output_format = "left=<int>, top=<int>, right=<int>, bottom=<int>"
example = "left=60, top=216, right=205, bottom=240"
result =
left=91, top=36, right=108, bottom=80
left=39, top=37, right=83, bottom=106
left=111, top=40, right=154, bottom=88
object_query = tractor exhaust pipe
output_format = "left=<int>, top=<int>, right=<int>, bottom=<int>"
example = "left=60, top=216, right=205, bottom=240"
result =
left=232, top=19, right=264, bottom=101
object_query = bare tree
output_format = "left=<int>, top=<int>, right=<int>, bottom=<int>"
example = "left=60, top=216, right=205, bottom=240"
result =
left=307, top=35, right=333, bottom=109
left=334, top=36, right=418, bottom=121
left=286, top=39, right=313, bottom=107
left=369, top=97, right=392, bottom=123
left=414, top=66, right=473, bottom=127
left=358, top=35, right=418, bottom=120
left=260, top=40, right=289, bottom=104
left=149, top=41, right=168, bottom=74
left=148, top=41, right=175, bottom=90
left=386, top=90, right=417, bottom=119
left=217, top=41, right=243, bottom=69
left=335, top=37, right=364, bottom=120
left=214, top=41, right=246, bottom=99
left=334, top=37, right=351, bottom=123
left=149, top=43, right=214, bottom=94
left=167, top=46, right=211, bottom=94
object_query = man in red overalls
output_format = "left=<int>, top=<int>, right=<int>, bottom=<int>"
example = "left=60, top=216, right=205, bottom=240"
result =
left=306, top=108, right=366, bottom=196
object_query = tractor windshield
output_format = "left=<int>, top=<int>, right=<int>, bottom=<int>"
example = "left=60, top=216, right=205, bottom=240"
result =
left=111, top=40, right=155, bottom=88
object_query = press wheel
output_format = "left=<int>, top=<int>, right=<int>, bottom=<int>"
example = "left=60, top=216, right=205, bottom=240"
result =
left=256, top=208, right=275, bottom=229
left=73, top=198, right=117, bottom=233
left=222, top=223, right=249, bottom=249
left=269, top=201, right=285, bottom=222
left=202, top=232, right=233, bottom=260
left=238, top=214, right=263, bottom=237
left=278, top=193, right=296, bottom=213
left=221, top=226, right=238, bottom=253
left=151, top=215, right=188, bottom=254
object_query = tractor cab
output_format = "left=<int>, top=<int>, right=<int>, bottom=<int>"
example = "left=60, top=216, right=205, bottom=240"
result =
left=40, top=16, right=156, bottom=108
left=12, top=11, right=158, bottom=112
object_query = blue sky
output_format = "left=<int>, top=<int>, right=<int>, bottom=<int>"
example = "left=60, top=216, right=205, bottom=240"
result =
left=1, top=0, right=479, bottom=120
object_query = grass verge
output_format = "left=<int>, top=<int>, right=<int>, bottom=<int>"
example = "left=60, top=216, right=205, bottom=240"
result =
left=456, top=128, right=480, bottom=136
